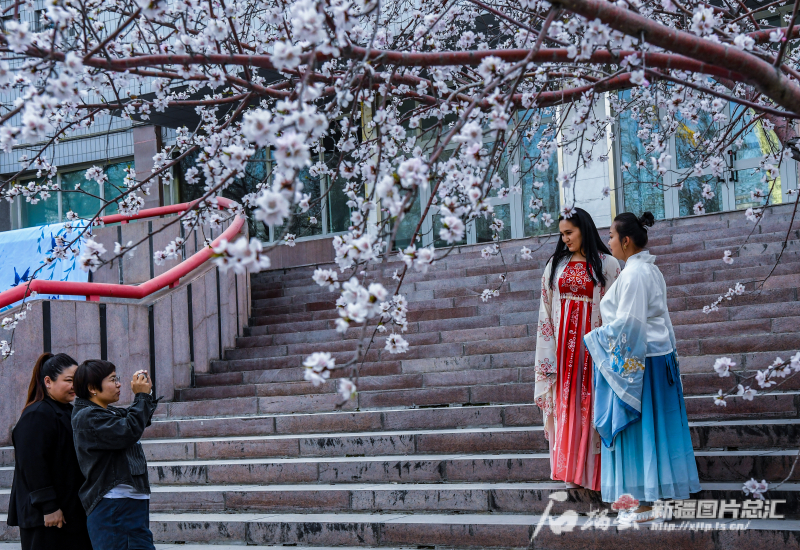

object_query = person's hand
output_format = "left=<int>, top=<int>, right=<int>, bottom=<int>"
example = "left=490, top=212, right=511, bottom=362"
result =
left=44, top=509, right=65, bottom=528
left=131, top=371, right=152, bottom=395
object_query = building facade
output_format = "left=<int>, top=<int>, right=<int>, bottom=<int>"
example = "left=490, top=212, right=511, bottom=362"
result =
left=0, top=93, right=796, bottom=251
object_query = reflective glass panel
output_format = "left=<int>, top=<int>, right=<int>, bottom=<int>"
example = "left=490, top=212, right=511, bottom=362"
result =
left=731, top=105, right=781, bottom=161
left=618, top=92, right=665, bottom=219
left=19, top=179, right=59, bottom=228
left=60, top=171, right=102, bottom=220
left=476, top=203, right=511, bottom=243
left=676, top=110, right=717, bottom=169
left=393, top=192, right=421, bottom=251
left=277, top=165, right=323, bottom=239
left=519, top=112, right=559, bottom=236
left=433, top=211, right=467, bottom=248
left=734, top=169, right=781, bottom=210
left=102, top=161, right=133, bottom=216
left=678, top=175, right=723, bottom=216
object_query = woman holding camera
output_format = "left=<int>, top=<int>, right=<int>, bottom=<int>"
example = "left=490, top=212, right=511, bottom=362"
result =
left=72, top=360, right=159, bottom=550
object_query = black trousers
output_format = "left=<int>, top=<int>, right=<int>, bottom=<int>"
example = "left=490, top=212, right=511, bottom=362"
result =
left=20, top=522, right=93, bottom=550
left=87, top=498, right=154, bottom=550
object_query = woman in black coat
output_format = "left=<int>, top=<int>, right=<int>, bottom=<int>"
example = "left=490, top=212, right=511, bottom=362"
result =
left=7, top=352, right=93, bottom=550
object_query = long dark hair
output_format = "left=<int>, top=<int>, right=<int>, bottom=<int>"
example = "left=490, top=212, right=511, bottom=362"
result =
left=614, top=211, right=655, bottom=248
left=24, top=352, right=78, bottom=411
left=548, top=207, right=612, bottom=290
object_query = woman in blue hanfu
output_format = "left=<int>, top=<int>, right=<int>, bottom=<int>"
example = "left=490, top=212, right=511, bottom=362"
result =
left=583, top=212, right=700, bottom=524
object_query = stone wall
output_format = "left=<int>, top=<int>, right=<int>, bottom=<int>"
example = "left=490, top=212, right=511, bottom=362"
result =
left=0, top=236, right=250, bottom=446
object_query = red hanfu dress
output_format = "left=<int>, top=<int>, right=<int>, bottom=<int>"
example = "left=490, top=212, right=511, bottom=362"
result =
left=553, top=261, right=600, bottom=490
left=534, top=254, right=620, bottom=491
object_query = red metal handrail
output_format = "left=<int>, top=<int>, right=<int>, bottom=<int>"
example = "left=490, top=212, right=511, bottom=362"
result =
left=0, top=197, right=245, bottom=309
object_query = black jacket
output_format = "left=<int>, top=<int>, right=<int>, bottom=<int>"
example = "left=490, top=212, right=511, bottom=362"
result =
left=71, top=393, right=158, bottom=515
left=8, top=397, right=87, bottom=529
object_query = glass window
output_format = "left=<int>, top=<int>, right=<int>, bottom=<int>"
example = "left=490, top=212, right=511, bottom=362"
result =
left=734, top=169, right=781, bottom=210
left=678, top=175, right=723, bottom=216
left=326, top=175, right=353, bottom=234
left=485, top=142, right=510, bottom=199
left=433, top=210, right=466, bottom=248
left=19, top=180, right=59, bottom=228
left=178, top=148, right=206, bottom=204
left=732, top=105, right=781, bottom=161
left=618, top=93, right=665, bottom=219
left=226, top=148, right=271, bottom=241
left=393, top=192, right=421, bottom=251
left=676, top=110, right=717, bottom=169
left=179, top=148, right=273, bottom=240
left=103, top=161, right=132, bottom=216
left=520, top=114, right=559, bottom=236
left=476, top=203, right=511, bottom=243
left=60, top=171, right=103, bottom=220
left=277, top=165, right=323, bottom=239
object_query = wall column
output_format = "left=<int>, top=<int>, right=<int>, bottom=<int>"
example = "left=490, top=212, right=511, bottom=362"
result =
left=132, top=124, right=163, bottom=210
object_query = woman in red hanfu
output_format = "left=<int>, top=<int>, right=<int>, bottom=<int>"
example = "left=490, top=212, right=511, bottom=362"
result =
left=534, top=208, right=620, bottom=490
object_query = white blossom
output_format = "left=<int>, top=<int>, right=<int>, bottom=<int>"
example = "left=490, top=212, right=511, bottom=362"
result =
left=337, top=378, right=357, bottom=400
left=736, top=384, right=756, bottom=401
left=713, top=357, right=735, bottom=377
left=733, top=34, right=755, bottom=50
left=212, top=237, right=271, bottom=273
left=272, top=41, right=303, bottom=71
left=313, top=268, right=340, bottom=291
left=439, top=216, right=465, bottom=244
left=722, top=250, right=734, bottom=264
left=0, top=340, right=12, bottom=359
left=385, top=333, right=409, bottom=354
left=254, top=190, right=290, bottom=227
left=79, top=239, right=107, bottom=272
left=743, top=479, right=768, bottom=500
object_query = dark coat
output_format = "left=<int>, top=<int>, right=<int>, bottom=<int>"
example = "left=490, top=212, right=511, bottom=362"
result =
left=7, top=397, right=87, bottom=529
left=71, top=393, right=158, bottom=516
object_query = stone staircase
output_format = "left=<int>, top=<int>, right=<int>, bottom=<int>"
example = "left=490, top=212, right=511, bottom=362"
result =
left=1, top=204, right=800, bottom=548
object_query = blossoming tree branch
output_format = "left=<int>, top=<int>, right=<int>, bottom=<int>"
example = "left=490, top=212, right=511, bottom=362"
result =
left=0, top=0, right=798, bottom=427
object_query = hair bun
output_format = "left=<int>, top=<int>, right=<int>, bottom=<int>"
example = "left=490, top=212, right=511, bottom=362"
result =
left=638, top=212, right=655, bottom=229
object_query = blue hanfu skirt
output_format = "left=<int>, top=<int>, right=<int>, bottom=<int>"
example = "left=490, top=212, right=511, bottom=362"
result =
left=597, top=352, right=701, bottom=503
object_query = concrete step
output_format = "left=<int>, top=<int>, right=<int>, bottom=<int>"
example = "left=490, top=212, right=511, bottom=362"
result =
left=225, top=324, right=534, bottom=361
left=202, top=349, right=800, bottom=387
left=181, top=368, right=800, bottom=404
left=249, top=255, right=800, bottom=313
left=138, top=404, right=800, bottom=451
left=232, top=311, right=799, bottom=358
left=210, top=331, right=800, bottom=379
left=2, top=479, right=798, bottom=515
left=243, top=285, right=800, bottom=338
left=245, top=283, right=800, bottom=338
left=248, top=217, right=800, bottom=287
left=3, top=449, right=795, bottom=490
left=6, top=415, right=799, bottom=467
left=2, top=509, right=798, bottom=547
left=249, top=241, right=799, bottom=301
left=247, top=261, right=800, bottom=321
left=156, top=381, right=800, bottom=420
